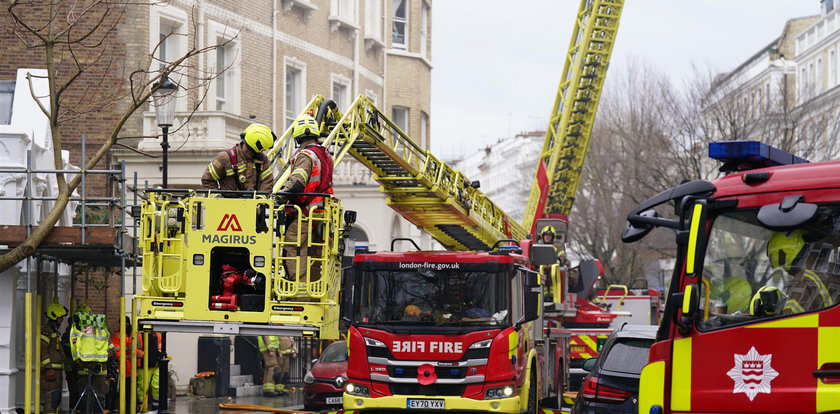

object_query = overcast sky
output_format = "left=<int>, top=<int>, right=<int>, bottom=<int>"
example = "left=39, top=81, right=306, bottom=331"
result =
left=430, top=1, right=820, bottom=160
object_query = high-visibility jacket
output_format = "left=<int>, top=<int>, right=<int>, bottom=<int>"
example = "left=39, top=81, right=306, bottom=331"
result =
left=69, top=312, right=110, bottom=363
left=258, top=336, right=280, bottom=352
left=278, top=336, right=297, bottom=355
left=281, top=143, right=334, bottom=215
left=201, top=143, right=274, bottom=192
left=111, top=330, right=144, bottom=377
left=40, top=323, right=64, bottom=369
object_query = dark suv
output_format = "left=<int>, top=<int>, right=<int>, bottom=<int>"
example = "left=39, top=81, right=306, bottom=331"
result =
left=570, top=324, right=657, bottom=414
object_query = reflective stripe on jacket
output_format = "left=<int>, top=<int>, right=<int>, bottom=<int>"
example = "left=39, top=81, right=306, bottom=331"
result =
left=69, top=312, right=110, bottom=363
left=285, top=143, right=334, bottom=215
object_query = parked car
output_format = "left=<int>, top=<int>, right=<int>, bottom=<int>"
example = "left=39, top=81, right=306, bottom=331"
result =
left=571, top=324, right=657, bottom=414
left=303, top=340, right=347, bottom=411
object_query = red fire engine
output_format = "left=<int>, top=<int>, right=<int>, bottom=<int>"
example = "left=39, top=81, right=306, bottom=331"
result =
left=624, top=140, right=840, bottom=413
left=341, top=244, right=565, bottom=413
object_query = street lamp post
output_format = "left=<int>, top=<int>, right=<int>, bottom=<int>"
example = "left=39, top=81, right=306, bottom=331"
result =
left=151, top=76, right=178, bottom=188
left=658, top=256, right=668, bottom=291
left=150, top=76, right=176, bottom=413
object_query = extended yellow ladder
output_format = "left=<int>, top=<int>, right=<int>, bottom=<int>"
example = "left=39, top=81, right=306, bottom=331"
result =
left=521, top=0, right=624, bottom=232
left=270, top=95, right=527, bottom=251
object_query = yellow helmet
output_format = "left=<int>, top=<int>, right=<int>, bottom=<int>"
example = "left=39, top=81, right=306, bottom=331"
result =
left=292, top=114, right=320, bottom=144
left=77, top=303, right=92, bottom=314
left=750, top=286, right=786, bottom=317
left=241, top=123, right=275, bottom=153
left=404, top=305, right=421, bottom=317
left=46, top=303, right=68, bottom=321
left=540, top=225, right=556, bottom=236
left=767, top=230, right=806, bottom=271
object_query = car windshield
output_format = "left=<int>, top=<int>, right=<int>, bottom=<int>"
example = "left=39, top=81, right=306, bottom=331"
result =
left=353, top=269, right=510, bottom=326
left=601, top=338, right=653, bottom=375
left=319, top=342, right=347, bottom=363
left=698, top=207, right=840, bottom=330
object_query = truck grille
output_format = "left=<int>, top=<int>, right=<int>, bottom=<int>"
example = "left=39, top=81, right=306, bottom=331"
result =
left=389, top=383, right=465, bottom=396
left=388, top=366, right=466, bottom=379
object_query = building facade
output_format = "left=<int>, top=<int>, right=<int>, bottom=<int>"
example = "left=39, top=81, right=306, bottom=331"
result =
left=0, top=0, right=433, bottom=404
left=456, top=131, right=544, bottom=223
left=116, top=0, right=434, bottom=252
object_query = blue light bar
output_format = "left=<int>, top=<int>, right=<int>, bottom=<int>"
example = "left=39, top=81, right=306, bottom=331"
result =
left=709, top=140, right=808, bottom=172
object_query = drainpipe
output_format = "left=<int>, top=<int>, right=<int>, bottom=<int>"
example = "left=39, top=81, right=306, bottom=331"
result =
left=381, top=0, right=387, bottom=109
left=272, top=0, right=278, bottom=131
left=354, top=27, right=360, bottom=98
left=197, top=0, right=206, bottom=110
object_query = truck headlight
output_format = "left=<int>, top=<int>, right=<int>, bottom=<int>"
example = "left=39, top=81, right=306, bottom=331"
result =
left=364, top=337, right=386, bottom=347
left=469, top=339, right=492, bottom=349
left=346, top=382, right=370, bottom=397
left=485, top=385, right=514, bottom=399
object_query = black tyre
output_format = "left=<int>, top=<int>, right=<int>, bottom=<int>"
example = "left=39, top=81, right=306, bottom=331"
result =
left=527, top=368, right=538, bottom=414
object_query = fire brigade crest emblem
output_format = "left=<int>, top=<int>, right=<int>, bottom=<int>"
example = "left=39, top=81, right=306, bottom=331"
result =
left=726, top=346, right=779, bottom=401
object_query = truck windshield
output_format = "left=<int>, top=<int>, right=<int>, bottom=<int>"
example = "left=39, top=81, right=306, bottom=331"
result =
left=697, top=207, right=840, bottom=331
left=353, top=269, right=510, bottom=327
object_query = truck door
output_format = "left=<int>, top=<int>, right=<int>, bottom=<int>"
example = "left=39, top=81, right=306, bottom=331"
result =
left=674, top=202, right=840, bottom=413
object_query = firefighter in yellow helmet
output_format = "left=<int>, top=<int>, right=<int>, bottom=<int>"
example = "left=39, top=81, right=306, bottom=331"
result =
left=201, top=123, right=276, bottom=192
left=42, top=302, right=67, bottom=414
left=750, top=286, right=787, bottom=317
left=766, top=230, right=832, bottom=313
left=278, top=114, right=334, bottom=283
left=538, top=225, right=556, bottom=245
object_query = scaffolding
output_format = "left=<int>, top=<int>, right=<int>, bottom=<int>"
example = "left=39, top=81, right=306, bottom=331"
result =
left=0, top=135, right=138, bottom=414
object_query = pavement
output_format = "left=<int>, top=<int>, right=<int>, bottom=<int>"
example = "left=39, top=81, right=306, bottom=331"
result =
left=167, top=387, right=308, bottom=414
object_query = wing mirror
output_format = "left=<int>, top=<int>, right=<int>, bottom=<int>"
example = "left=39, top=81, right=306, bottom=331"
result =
left=582, top=357, right=598, bottom=372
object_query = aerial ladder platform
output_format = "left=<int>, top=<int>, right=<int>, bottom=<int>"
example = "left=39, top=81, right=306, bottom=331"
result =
left=135, top=0, right=623, bottom=343
left=271, top=95, right=528, bottom=251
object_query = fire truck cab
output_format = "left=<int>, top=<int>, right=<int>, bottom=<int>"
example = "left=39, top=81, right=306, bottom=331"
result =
left=623, top=141, right=840, bottom=413
left=340, top=243, right=567, bottom=413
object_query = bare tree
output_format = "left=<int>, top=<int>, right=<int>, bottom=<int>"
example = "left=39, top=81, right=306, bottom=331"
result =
left=569, top=59, right=676, bottom=286
left=0, top=0, right=235, bottom=272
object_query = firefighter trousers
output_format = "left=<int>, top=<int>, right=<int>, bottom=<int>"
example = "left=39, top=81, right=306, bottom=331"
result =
left=261, top=350, right=280, bottom=393
left=41, top=368, right=63, bottom=413
left=283, top=218, right=323, bottom=282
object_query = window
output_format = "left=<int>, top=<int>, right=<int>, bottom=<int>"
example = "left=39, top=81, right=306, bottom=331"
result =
left=420, top=111, right=428, bottom=149
left=817, top=57, right=824, bottom=93
left=348, top=226, right=369, bottom=248
left=285, top=57, right=307, bottom=127
left=150, top=5, right=188, bottom=111
left=392, top=0, right=407, bottom=48
left=157, top=18, right=186, bottom=71
left=0, top=81, right=14, bottom=125
left=600, top=338, right=654, bottom=375
left=421, top=3, right=429, bottom=57
left=800, top=67, right=807, bottom=103
left=210, top=21, right=240, bottom=113
left=332, top=0, right=358, bottom=24
left=365, top=0, right=382, bottom=40
left=830, top=50, right=836, bottom=88
left=392, top=106, right=408, bottom=133
left=365, top=89, right=379, bottom=106
left=332, top=74, right=352, bottom=109
left=697, top=209, right=840, bottom=332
